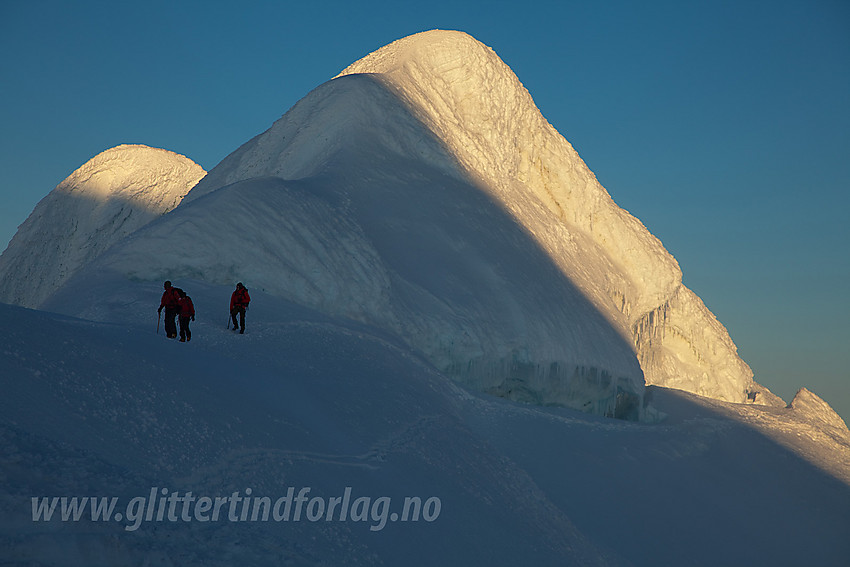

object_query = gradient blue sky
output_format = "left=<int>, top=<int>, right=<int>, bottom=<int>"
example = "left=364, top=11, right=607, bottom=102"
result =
left=1, top=0, right=848, bottom=419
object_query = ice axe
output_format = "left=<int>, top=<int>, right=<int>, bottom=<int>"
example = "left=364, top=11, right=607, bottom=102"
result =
left=156, top=311, right=161, bottom=334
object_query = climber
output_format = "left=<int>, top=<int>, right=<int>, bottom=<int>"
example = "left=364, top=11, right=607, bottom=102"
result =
left=177, top=288, right=195, bottom=342
left=229, top=282, right=251, bottom=334
left=157, top=280, right=181, bottom=339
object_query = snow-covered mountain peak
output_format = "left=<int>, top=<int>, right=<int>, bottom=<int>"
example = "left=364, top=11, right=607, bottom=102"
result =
left=337, top=31, right=684, bottom=314
left=336, top=30, right=535, bottom=140
left=338, top=30, right=480, bottom=70
left=335, top=30, right=528, bottom=119
left=56, top=144, right=203, bottom=209
left=336, top=30, right=520, bottom=121
left=21, top=32, right=776, bottom=416
left=335, top=31, right=767, bottom=405
left=0, top=144, right=205, bottom=308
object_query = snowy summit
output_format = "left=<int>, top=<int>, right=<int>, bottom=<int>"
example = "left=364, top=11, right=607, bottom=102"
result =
left=0, top=144, right=204, bottom=308
left=335, top=31, right=770, bottom=406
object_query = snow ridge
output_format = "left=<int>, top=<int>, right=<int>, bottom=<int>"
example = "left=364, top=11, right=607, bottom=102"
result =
left=0, top=145, right=205, bottom=308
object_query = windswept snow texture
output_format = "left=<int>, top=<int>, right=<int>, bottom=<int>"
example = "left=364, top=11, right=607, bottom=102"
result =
left=0, top=144, right=205, bottom=308
left=1, top=292, right=849, bottom=566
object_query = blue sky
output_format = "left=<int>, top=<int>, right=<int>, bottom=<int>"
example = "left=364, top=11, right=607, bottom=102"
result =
left=1, top=0, right=848, bottom=419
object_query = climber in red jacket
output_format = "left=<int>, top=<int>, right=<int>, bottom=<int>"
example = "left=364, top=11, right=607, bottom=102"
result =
left=158, top=280, right=181, bottom=339
left=177, top=288, right=195, bottom=342
left=230, top=282, right=251, bottom=334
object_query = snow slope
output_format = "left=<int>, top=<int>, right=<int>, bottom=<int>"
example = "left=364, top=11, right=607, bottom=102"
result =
left=1, top=288, right=848, bottom=566
left=0, top=145, right=205, bottom=308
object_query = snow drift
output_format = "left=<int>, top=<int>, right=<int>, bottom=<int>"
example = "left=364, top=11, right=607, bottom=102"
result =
left=0, top=145, right=205, bottom=308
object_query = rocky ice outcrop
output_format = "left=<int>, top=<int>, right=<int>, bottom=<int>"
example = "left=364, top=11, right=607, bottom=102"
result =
left=0, top=145, right=205, bottom=308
